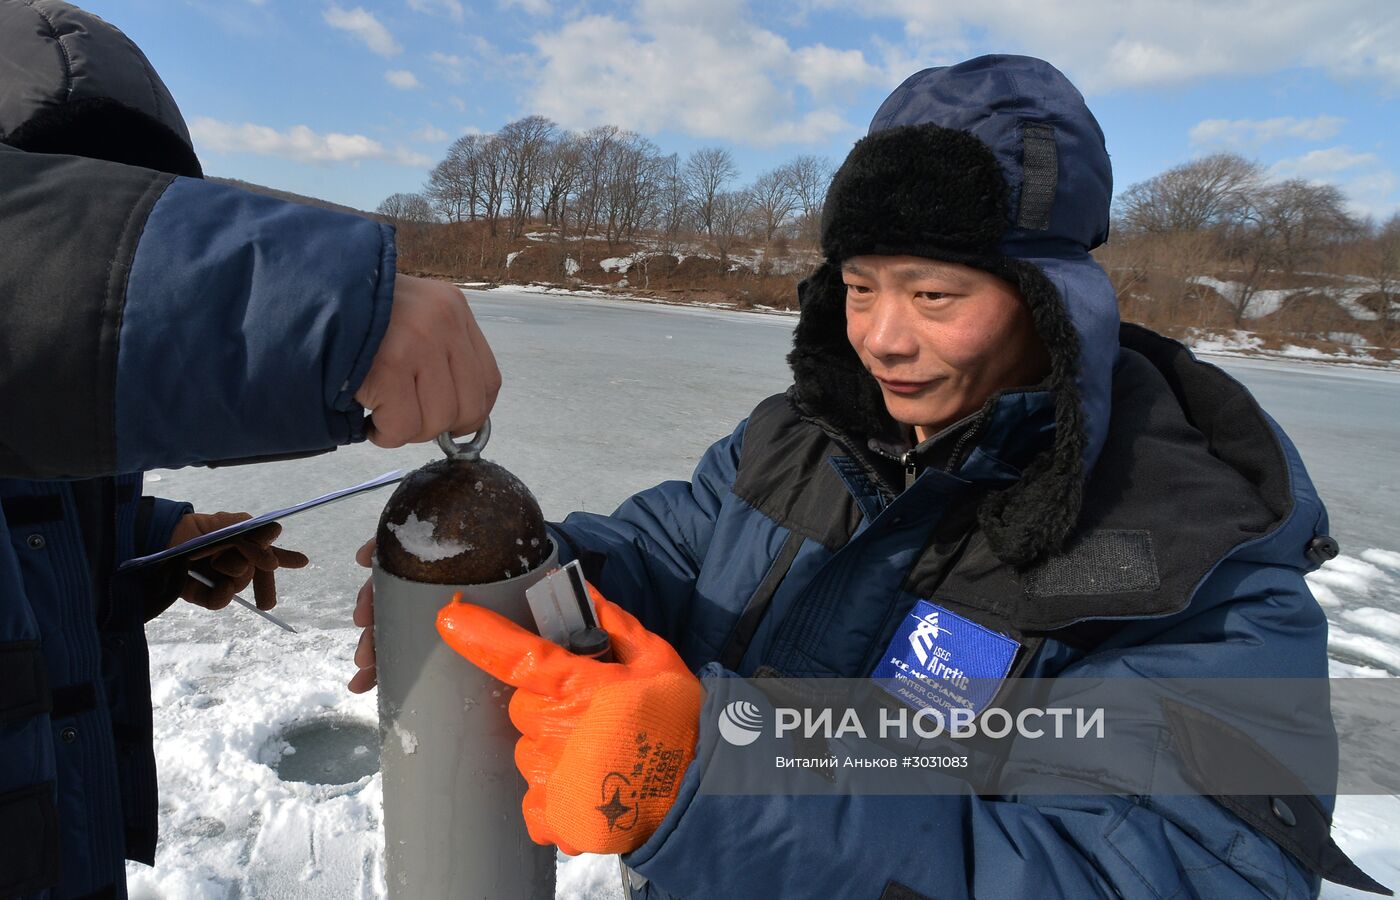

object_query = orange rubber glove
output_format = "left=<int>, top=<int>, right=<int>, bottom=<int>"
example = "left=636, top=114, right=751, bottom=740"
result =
left=437, top=585, right=703, bottom=856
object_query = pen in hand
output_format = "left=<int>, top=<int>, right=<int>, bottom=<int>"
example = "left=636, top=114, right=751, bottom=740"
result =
left=186, top=569, right=299, bottom=634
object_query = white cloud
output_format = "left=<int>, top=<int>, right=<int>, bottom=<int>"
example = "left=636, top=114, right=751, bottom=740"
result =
left=803, top=0, right=1400, bottom=92
left=1347, top=170, right=1399, bottom=200
left=323, top=6, right=402, bottom=58
left=430, top=52, right=465, bottom=68
left=1265, top=146, right=1397, bottom=221
left=1272, top=146, right=1380, bottom=179
left=1335, top=169, right=1398, bottom=222
left=412, top=124, right=451, bottom=142
left=524, top=4, right=873, bottom=146
left=1341, top=170, right=1400, bottom=221
left=385, top=69, right=422, bottom=90
left=502, top=0, right=553, bottom=15
left=429, top=51, right=468, bottom=84
left=189, top=117, right=430, bottom=166
left=793, top=44, right=883, bottom=98
left=407, top=0, right=465, bottom=23
left=1190, top=115, right=1347, bottom=149
left=428, top=38, right=524, bottom=87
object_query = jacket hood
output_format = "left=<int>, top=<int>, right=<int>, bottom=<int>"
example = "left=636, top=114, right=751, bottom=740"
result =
left=788, top=55, right=1120, bottom=567
left=0, top=0, right=202, bottom=176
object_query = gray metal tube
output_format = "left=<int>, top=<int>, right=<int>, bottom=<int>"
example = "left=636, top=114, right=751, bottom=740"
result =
left=374, top=542, right=558, bottom=899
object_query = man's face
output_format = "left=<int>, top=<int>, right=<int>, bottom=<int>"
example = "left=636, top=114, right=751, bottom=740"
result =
left=842, top=255, right=1050, bottom=440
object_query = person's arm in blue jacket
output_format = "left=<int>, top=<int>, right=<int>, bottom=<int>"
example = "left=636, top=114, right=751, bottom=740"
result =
left=0, top=146, right=497, bottom=478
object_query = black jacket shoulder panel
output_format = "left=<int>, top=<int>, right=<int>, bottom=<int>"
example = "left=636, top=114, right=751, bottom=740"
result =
left=733, top=392, right=864, bottom=550
left=0, top=151, right=173, bottom=477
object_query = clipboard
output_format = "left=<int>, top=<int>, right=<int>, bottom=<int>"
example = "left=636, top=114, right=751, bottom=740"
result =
left=118, top=469, right=405, bottom=571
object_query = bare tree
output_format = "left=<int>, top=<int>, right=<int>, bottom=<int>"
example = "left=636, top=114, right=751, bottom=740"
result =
left=1115, top=153, right=1264, bottom=235
left=1366, top=213, right=1400, bottom=348
left=747, top=167, right=798, bottom=243
left=536, top=132, right=583, bottom=229
left=498, top=115, right=558, bottom=239
left=572, top=125, right=622, bottom=239
left=424, top=134, right=485, bottom=223
left=709, top=190, right=752, bottom=271
left=1214, top=180, right=1359, bottom=323
left=600, top=132, right=666, bottom=248
left=376, top=192, right=436, bottom=223
left=684, top=147, right=738, bottom=236
left=425, top=158, right=467, bottom=222
left=1256, top=179, right=1358, bottom=278
left=655, top=153, right=688, bottom=250
left=476, top=134, right=509, bottom=236
left=781, top=154, right=833, bottom=245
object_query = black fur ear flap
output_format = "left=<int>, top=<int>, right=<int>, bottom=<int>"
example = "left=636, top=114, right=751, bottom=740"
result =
left=788, top=263, right=894, bottom=440
left=3, top=97, right=203, bottom=178
left=975, top=260, right=1086, bottom=567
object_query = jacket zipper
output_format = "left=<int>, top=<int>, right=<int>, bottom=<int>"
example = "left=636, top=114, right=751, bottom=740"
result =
left=944, top=421, right=984, bottom=474
left=866, top=440, right=963, bottom=490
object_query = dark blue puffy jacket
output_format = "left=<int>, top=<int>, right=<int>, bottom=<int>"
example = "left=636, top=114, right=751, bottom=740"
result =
left=0, top=3, right=394, bottom=896
left=549, top=57, right=1388, bottom=899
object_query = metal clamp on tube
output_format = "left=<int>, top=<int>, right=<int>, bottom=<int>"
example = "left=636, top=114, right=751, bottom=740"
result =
left=526, top=560, right=614, bottom=662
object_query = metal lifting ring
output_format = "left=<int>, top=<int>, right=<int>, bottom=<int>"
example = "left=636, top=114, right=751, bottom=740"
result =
left=436, top=417, right=491, bottom=461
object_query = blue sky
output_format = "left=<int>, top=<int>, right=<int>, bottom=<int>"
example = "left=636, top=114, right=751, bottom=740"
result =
left=83, top=0, right=1400, bottom=222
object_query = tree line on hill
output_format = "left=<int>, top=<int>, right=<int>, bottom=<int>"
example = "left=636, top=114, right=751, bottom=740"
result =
left=1103, top=153, right=1398, bottom=348
left=376, top=116, right=1399, bottom=353
left=377, top=115, right=829, bottom=268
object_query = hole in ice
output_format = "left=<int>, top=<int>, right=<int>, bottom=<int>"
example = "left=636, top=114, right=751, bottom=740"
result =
left=271, top=717, right=380, bottom=785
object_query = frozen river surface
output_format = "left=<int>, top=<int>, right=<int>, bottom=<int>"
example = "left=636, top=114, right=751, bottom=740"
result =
left=129, top=288, right=1400, bottom=899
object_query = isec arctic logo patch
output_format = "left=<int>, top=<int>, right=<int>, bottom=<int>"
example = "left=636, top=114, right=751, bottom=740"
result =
left=907, top=609, right=948, bottom=668
left=873, top=599, right=1020, bottom=716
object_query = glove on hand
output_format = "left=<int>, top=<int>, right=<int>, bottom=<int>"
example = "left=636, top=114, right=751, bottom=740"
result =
left=437, top=584, right=703, bottom=855
left=168, top=511, right=309, bottom=611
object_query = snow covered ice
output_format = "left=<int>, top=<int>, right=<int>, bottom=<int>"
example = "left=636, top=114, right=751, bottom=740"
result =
left=129, top=288, right=1400, bottom=898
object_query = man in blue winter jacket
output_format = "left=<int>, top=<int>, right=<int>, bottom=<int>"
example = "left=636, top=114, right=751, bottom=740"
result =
left=0, top=2, right=503, bottom=897
left=357, top=56, right=1391, bottom=899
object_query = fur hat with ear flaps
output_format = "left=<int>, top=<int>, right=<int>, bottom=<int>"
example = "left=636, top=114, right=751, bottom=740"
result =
left=787, top=55, right=1121, bottom=569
